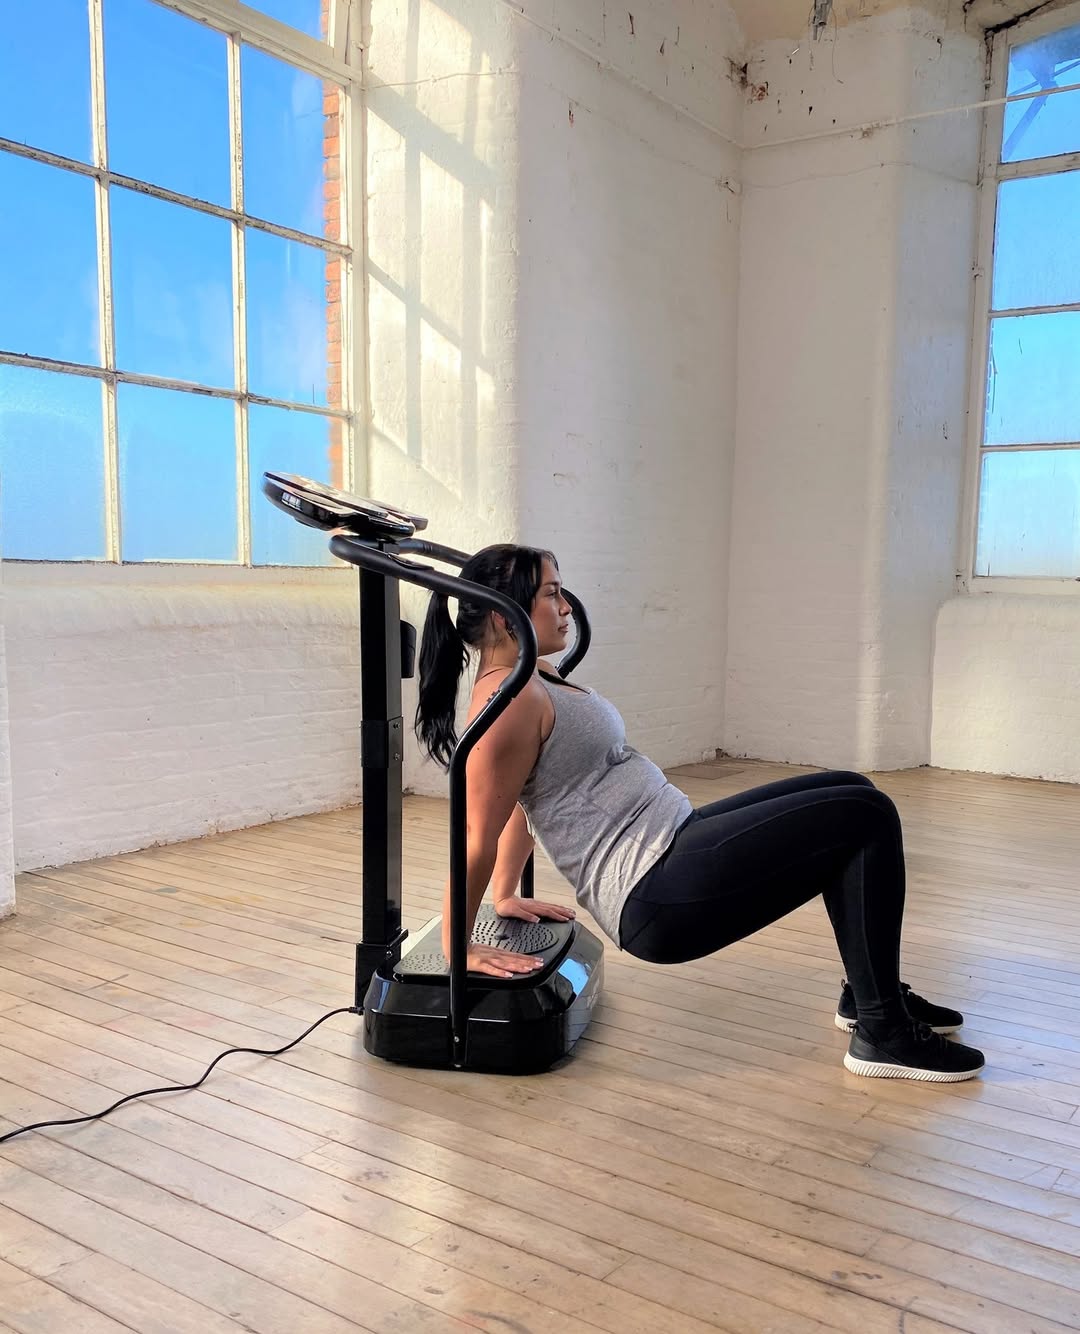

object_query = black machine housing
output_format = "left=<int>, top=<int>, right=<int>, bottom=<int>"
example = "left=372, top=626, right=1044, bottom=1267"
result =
left=263, top=472, right=604, bottom=1073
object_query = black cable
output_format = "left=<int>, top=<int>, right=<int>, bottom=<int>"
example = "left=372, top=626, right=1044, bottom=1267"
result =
left=0, top=1005, right=358, bottom=1147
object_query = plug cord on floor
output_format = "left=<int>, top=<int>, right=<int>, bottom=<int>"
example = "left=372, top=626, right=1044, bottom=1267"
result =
left=0, top=1006, right=359, bottom=1147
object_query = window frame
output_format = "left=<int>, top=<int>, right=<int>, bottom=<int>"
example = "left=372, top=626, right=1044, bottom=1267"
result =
left=959, top=0, right=1080, bottom=594
left=0, top=0, right=365, bottom=566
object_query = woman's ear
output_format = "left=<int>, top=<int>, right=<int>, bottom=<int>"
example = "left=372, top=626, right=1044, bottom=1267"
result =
left=491, top=612, right=516, bottom=643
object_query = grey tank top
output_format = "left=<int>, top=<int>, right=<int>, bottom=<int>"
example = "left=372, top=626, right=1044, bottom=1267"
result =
left=518, top=675, right=693, bottom=943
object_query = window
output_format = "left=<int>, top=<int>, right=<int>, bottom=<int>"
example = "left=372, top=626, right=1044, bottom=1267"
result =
left=0, top=0, right=354, bottom=565
left=970, top=9, right=1080, bottom=579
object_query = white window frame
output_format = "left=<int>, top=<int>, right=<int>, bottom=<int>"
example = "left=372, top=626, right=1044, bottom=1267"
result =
left=0, top=0, right=366, bottom=565
left=959, top=0, right=1080, bottom=594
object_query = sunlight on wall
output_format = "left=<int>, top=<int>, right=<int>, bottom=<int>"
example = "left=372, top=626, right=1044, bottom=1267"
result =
left=365, top=0, right=517, bottom=548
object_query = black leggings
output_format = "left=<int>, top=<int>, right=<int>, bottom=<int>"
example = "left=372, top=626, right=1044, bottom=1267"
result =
left=618, top=770, right=908, bottom=1035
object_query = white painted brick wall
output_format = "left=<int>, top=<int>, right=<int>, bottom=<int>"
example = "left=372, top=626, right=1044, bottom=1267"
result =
left=725, top=9, right=983, bottom=772
left=932, top=596, right=1080, bottom=785
left=514, top=22, right=740, bottom=769
left=367, top=0, right=744, bottom=789
left=4, top=571, right=363, bottom=871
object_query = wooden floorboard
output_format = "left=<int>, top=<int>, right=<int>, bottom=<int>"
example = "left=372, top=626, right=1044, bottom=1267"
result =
left=2, top=760, right=1080, bottom=1332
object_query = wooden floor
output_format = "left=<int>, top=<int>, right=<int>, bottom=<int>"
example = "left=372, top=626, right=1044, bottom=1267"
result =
left=2, top=761, right=1080, bottom=1333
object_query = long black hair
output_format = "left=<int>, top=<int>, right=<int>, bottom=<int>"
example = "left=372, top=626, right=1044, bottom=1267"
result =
left=415, top=543, right=555, bottom=769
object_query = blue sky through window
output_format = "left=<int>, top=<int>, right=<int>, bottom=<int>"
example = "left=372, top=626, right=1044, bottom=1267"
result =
left=977, top=23, right=1080, bottom=576
left=0, top=0, right=340, bottom=565
left=0, top=1, right=93, bottom=163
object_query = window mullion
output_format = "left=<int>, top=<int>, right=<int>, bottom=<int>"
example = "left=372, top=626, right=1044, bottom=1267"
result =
left=996, top=149, right=1080, bottom=181
left=958, top=30, right=1006, bottom=591
left=966, top=16, right=1080, bottom=585
left=158, top=0, right=352, bottom=81
left=230, top=33, right=251, bottom=566
left=344, top=63, right=365, bottom=495
left=88, top=0, right=121, bottom=563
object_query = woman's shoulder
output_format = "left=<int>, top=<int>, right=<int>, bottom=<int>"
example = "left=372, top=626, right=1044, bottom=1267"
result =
left=467, top=670, right=553, bottom=726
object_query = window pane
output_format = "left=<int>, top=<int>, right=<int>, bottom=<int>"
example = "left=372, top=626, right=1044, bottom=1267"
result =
left=118, top=384, right=237, bottom=561
left=985, top=312, right=1080, bottom=445
left=248, top=405, right=339, bottom=565
left=976, top=449, right=1080, bottom=576
left=0, top=366, right=106, bottom=560
left=1003, top=23, right=1080, bottom=162
left=246, top=230, right=336, bottom=405
left=0, top=0, right=92, bottom=163
left=104, top=0, right=230, bottom=206
left=244, top=1, right=326, bottom=39
left=242, top=46, right=340, bottom=239
left=993, top=173, right=1080, bottom=311
left=0, top=155, right=100, bottom=365
left=111, top=188, right=234, bottom=387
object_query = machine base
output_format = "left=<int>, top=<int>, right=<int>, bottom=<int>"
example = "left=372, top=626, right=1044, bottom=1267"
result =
left=361, top=910, right=604, bottom=1074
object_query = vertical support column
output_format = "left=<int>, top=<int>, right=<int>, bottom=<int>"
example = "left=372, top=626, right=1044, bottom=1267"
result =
left=88, top=0, right=120, bottom=562
left=354, top=565, right=404, bottom=1007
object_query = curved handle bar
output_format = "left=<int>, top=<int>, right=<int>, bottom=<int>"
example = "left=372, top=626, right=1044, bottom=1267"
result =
left=556, top=589, right=591, bottom=679
left=329, top=533, right=538, bottom=1061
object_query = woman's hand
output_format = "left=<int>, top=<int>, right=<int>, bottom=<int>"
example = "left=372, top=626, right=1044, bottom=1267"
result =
left=495, top=896, right=576, bottom=924
left=466, top=944, right=545, bottom=978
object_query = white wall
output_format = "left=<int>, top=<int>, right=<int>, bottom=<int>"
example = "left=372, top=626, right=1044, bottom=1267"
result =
left=3, top=565, right=362, bottom=872
left=933, top=597, right=1080, bottom=784
left=513, top=7, right=741, bottom=768
left=724, top=5, right=984, bottom=771
left=363, top=0, right=526, bottom=797
left=367, top=0, right=745, bottom=789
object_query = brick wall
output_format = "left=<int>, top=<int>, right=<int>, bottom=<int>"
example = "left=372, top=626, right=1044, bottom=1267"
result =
left=724, top=8, right=984, bottom=772
left=366, top=0, right=744, bottom=788
left=932, top=596, right=1080, bottom=785
left=4, top=571, right=361, bottom=872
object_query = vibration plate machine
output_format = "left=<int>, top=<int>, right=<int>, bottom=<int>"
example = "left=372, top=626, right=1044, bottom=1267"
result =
left=264, top=472, right=604, bottom=1074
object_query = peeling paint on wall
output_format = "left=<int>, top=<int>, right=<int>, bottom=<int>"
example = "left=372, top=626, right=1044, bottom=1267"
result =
left=812, top=0, right=835, bottom=38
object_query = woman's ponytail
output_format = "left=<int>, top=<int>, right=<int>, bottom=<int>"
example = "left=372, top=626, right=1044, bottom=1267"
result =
left=414, top=543, right=555, bottom=769
left=415, top=591, right=467, bottom=769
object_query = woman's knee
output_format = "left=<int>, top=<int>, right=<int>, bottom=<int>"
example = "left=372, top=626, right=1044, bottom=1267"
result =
left=855, top=785, right=902, bottom=833
left=825, top=770, right=876, bottom=790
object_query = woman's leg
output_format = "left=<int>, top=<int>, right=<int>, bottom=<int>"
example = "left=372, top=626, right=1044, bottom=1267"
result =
left=689, top=769, right=876, bottom=823
left=620, top=781, right=984, bottom=1079
left=622, top=783, right=909, bottom=1031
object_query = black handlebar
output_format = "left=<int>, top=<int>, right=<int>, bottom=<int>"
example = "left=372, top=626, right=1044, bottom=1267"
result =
left=328, top=533, right=538, bottom=1057
left=269, top=472, right=592, bottom=1065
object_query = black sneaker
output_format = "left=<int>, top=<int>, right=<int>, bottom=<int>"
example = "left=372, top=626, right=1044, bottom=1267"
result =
left=834, top=980, right=963, bottom=1035
left=844, top=1022, right=984, bottom=1082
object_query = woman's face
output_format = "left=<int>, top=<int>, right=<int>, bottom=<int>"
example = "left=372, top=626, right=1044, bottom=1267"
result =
left=530, top=557, right=572, bottom=657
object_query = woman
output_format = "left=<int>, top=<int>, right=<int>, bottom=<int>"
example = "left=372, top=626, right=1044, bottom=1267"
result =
left=416, top=545, right=984, bottom=1083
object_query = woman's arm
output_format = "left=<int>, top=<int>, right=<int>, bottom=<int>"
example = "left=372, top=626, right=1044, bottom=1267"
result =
left=490, top=804, right=534, bottom=906
left=490, top=804, right=576, bottom=925
left=440, top=681, right=548, bottom=976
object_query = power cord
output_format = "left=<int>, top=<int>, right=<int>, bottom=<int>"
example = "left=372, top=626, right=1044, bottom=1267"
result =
left=0, top=1005, right=358, bottom=1147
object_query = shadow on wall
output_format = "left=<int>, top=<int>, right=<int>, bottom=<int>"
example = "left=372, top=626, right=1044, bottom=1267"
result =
left=364, top=0, right=517, bottom=540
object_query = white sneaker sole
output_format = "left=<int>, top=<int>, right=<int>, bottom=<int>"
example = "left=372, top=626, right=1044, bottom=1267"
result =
left=843, top=1051, right=982, bottom=1082
left=834, top=1012, right=962, bottom=1036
